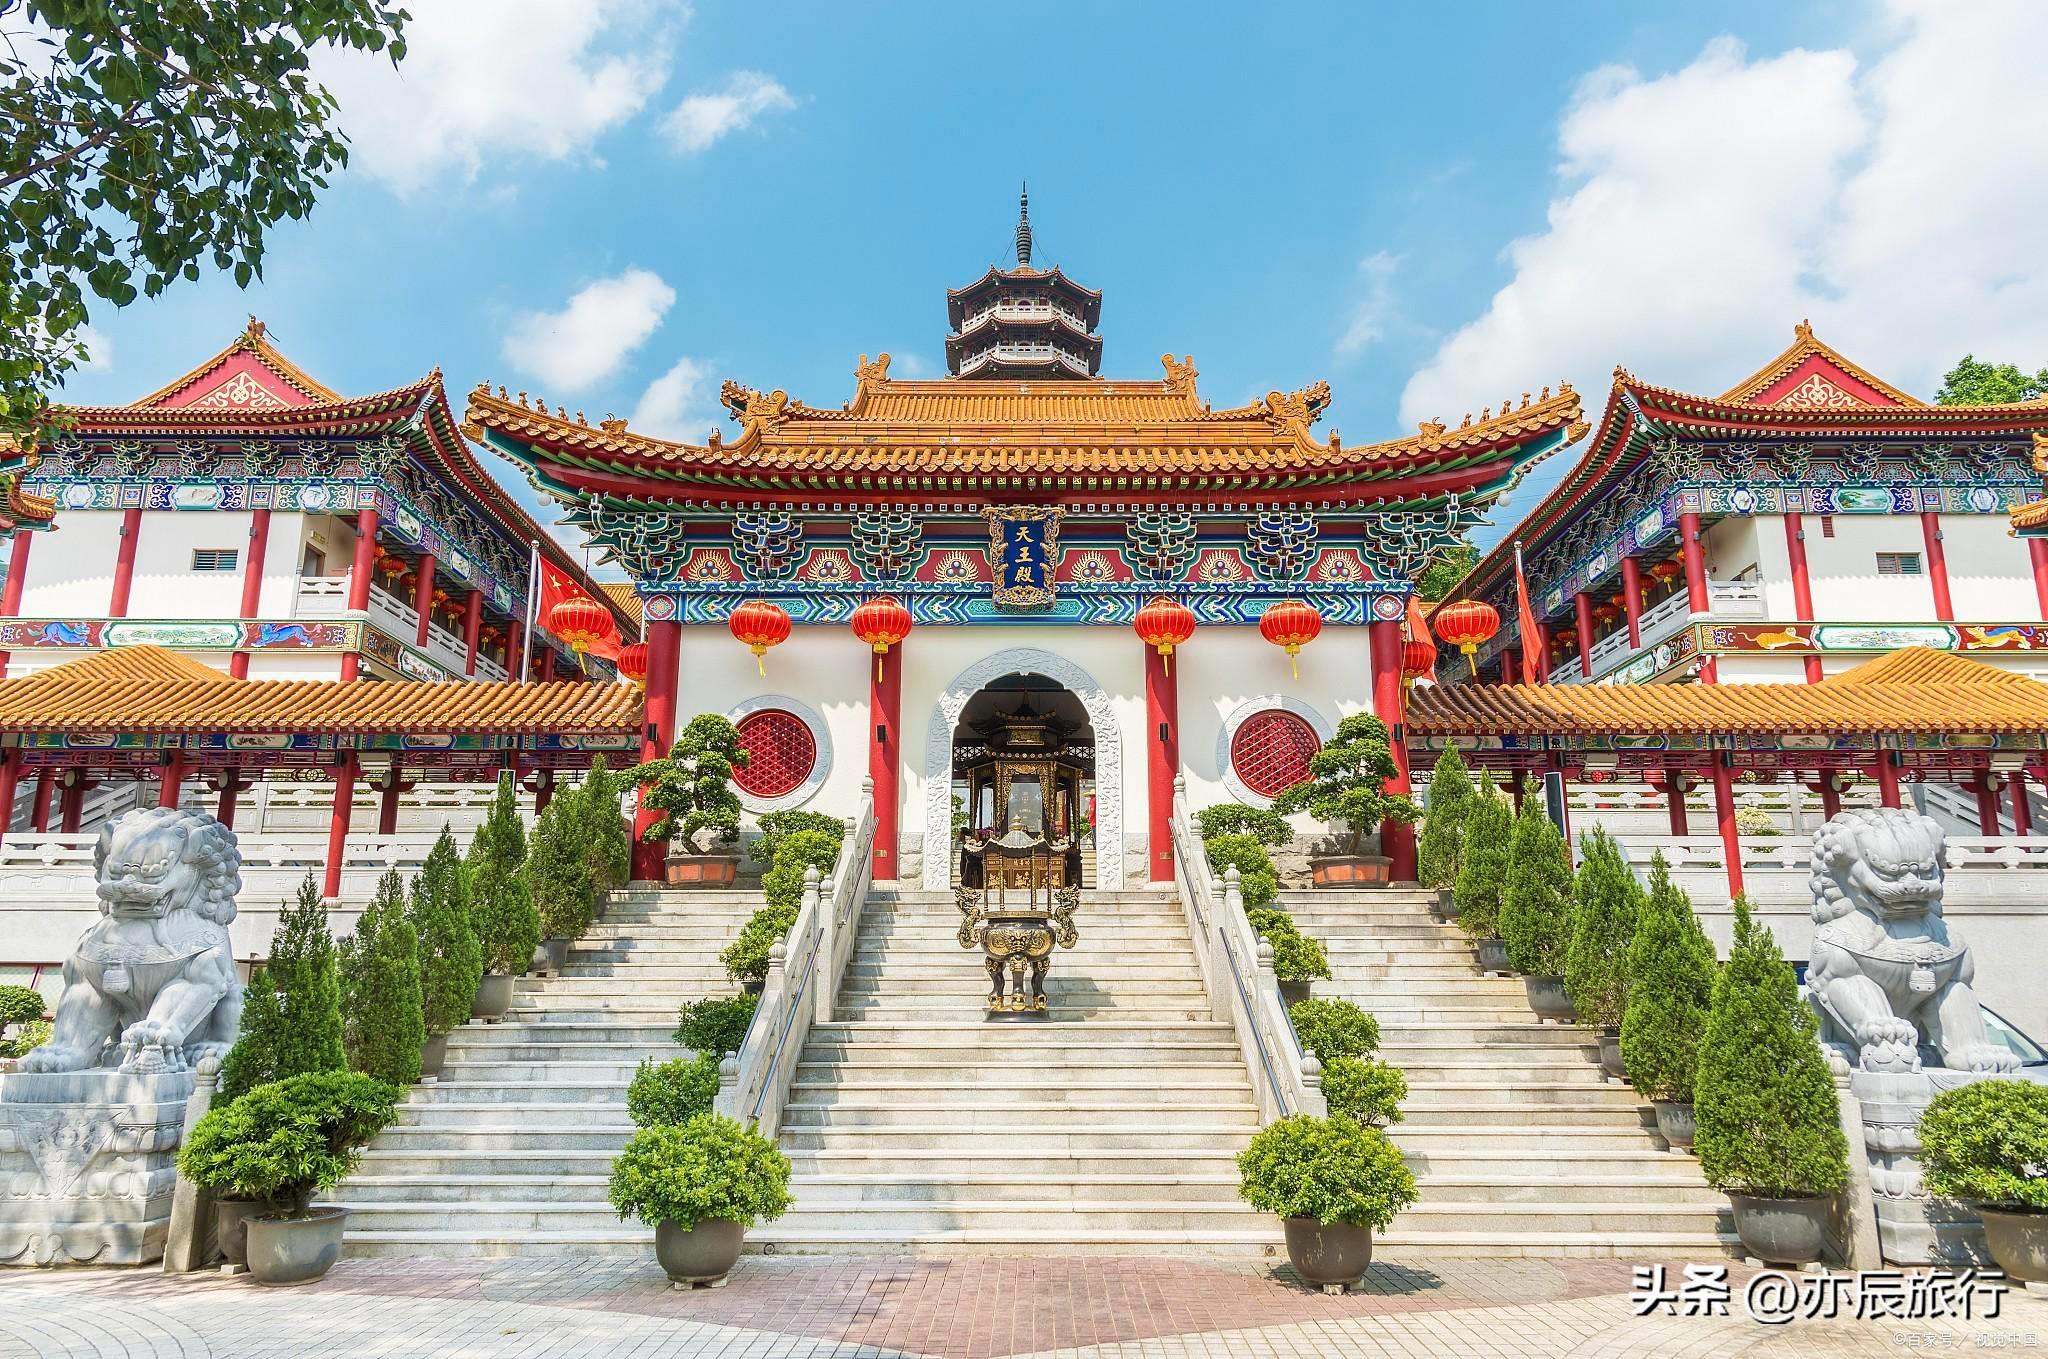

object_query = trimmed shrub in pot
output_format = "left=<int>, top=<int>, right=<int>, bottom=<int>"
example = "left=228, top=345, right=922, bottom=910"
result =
left=179, top=1070, right=398, bottom=1285
left=338, top=868, right=424, bottom=1088
left=627, top=1053, right=723, bottom=1127
left=609, top=1112, right=794, bottom=1285
left=721, top=902, right=799, bottom=988
left=1270, top=714, right=1419, bottom=887
left=1620, top=853, right=1716, bottom=1149
left=1288, top=998, right=1407, bottom=1128
left=0, top=983, right=48, bottom=1061
left=1695, top=897, right=1848, bottom=1266
left=1203, top=832, right=1279, bottom=911
left=1238, top=1113, right=1418, bottom=1289
left=467, top=773, right=539, bottom=1007
left=1919, top=1079, right=2048, bottom=1283
left=675, top=993, right=760, bottom=1056
left=1416, top=745, right=1476, bottom=915
left=1565, top=827, right=1643, bottom=1071
left=219, top=874, right=346, bottom=1100
left=527, top=789, right=596, bottom=970
left=568, top=757, right=634, bottom=907
left=1247, top=908, right=1330, bottom=1007
left=1452, top=775, right=1510, bottom=968
left=407, top=826, right=481, bottom=1079
left=1194, top=804, right=1294, bottom=848
left=630, top=714, right=748, bottom=886
left=1498, top=792, right=1574, bottom=1020
left=750, top=809, right=847, bottom=866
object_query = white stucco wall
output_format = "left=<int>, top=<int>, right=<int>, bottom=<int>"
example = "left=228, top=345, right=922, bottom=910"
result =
left=1937, top=513, right=2040, bottom=619
left=19, top=511, right=123, bottom=615
left=1175, top=623, right=1377, bottom=813
left=16, top=508, right=313, bottom=620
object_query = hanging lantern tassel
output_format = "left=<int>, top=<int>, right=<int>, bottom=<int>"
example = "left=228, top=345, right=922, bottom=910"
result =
left=1257, top=600, right=1323, bottom=682
left=1133, top=597, right=1197, bottom=680
left=849, top=596, right=913, bottom=685
left=729, top=599, right=792, bottom=677
left=1433, top=599, right=1502, bottom=678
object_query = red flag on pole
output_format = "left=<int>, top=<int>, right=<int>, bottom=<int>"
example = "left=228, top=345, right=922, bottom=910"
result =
left=1514, top=541, right=1541, bottom=685
left=536, top=558, right=622, bottom=661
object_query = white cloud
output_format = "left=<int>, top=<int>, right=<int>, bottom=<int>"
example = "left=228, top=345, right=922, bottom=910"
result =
left=502, top=268, right=676, bottom=393
left=74, top=324, right=111, bottom=372
left=1337, top=250, right=1403, bottom=355
left=631, top=355, right=719, bottom=440
left=660, top=71, right=796, bottom=153
left=315, top=0, right=679, bottom=194
left=1400, top=4, right=2048, bottom=450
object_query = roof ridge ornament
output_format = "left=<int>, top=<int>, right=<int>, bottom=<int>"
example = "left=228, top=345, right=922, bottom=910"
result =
left=1161, top=354, right=1197, bottom=394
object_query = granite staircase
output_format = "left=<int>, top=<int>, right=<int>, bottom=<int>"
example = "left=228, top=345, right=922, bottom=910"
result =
left=337, top=887, right=756, bottom=1257
left=752, top=886, right=1278, bottom=1255
left=1278, top=887, right=1739, bottom=1258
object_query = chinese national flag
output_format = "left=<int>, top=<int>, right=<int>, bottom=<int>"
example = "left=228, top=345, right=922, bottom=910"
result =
left=1514, top=543, right=1541, bottom=685
left=536, top=559, right=621, bottom=661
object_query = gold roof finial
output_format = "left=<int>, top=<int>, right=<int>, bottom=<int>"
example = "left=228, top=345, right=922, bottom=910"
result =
left=1796, top=318, right=1814, bottom=339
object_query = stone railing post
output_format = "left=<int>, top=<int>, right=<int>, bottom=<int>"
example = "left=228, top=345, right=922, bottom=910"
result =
left=161, top=1066, right=220, bottom=1272
left=1832, top=1070, right=1882, bottom=1268
left=1222, top=864, right=1243, bottom=914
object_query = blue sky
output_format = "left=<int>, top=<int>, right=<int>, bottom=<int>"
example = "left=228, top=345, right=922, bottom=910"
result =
left=52, top=2, right=2048, bottom=570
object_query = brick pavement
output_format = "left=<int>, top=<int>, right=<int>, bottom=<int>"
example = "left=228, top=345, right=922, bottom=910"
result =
left=0, top=1256, right=2042, bottom=1358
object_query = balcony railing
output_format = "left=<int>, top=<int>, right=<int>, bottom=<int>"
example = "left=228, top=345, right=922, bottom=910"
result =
left=1546, top=580, right=1767, bottom=684
left=295, top=575, right=508, bottom=680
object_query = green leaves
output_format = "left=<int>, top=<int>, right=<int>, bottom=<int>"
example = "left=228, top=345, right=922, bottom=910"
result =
left=608, top=1114, right=794, bottom=1231
left=626, top=1053, right=722, bottom=1129
left=1499, top=791, right=1573, bottom=977
left=407, top=825, right=482, bottom=1036
left=340, top=867, right=425, bottom=1087
left=1193, top=804, right=1293, bottom=848
left=1415, top=746, right=1475, bottom=890
left=1269, top=714, right=1418, bottom=858
left=674, top=993, right=759, bottom=1056
left=1919, top=1079, right=2048, bottom=1211
left=1246, top=908, right=1331, bottom=983
left=1203, top=831, right=1279, bottom=910
left=629, top=714, right=746, bottom=850
left=1936, top=354, right=2048, bottom=405
left=219, top=873, right=347, bottom=1100
left=1236, top=1114, right=1417, bottom=1230
left=1563, top=826, right=1643, bottom=1027
left=1289, top=998, right=1406, bottom=1128
left=466, top=773, right=538, bottom=975
left=1451, top=775, right=1511, bottom=939
left=1619, top=852, right=1716, bottom=1103
left=179, top=1070, right=398, bottom=1215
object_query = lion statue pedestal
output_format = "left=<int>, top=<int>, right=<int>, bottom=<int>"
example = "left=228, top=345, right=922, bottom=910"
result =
left=1, top=809, right=243, bottom=1267
left=1805, top=807, right=2031, bottom=1267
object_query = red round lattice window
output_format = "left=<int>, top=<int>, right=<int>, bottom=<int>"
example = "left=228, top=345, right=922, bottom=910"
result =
left=732, top=709, right=817, bottom=800
left=1230, top=710, right=1321, bottom=800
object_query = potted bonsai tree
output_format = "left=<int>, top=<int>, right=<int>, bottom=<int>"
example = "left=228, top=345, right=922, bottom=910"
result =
left=1620, top=852, right=1716, bottom=1149
left=1415, top=745, right=1476, bottom=919
left=609, top=1111, right=794, bottom=1286
left=1695, top=898, right=1848, bottom=1266
left=1565, top=827, right=1644, bottom=1077
left=1237, top=1113, right=1418, bottom=1290
left=466, top=773, right=539, bottom=1020
left=178, top=1070, right=398, bottom=1285
left=407, top=826, right=482, bottom=1080
left=1247, top=908, right=1331, bottom=1008
left=1271, top=714, right=1419, bottom=887
left=1919, top=1079, right=2048, bottom=1283
left=631, top=714, right=748, bottom=887
left=1497, top=792, right=1575, bottom=1021
left=1452, top=775, right=1512, bottom=973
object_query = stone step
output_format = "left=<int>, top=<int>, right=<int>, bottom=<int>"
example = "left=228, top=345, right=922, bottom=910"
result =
left=778, top=1101, right=1261, bottom=1130
left=1396, top=1102, right=1656, bottom=1127
left=343, top=1229, right=650, bottom=1259
left=759, top=1202, right=1276, bottom=1234
left=447, top=1029, right=676, bottom=1052
left=791, top=1060, right=1249, bottom=1081
left=836, top=977, right=1210, bottom=997
left=831, top=1005, right=1219, bottom=1023
left=439, top=1059, right=663, bottom=1082
left=787, top=1173, right=1249, bottom=1206
left=1391, top=1067, right=1620, bottom=1088
left=803, top=1020, right=1238, bottom=1042
left=777, top=1126, right=1258, bottom=1153
left=1385, top=1123, right=1662, bottom=1153
left=785, top=1084, right=1255, bottom=1111
left=406, top=1080, right=628, bottom=1104
left=556, top=965, right=736, bottom=981
left=370, top=1125, right=635, bottom=1152
left=796, top=1042, right=1247, bottom=1066
left=395, top=1102, right=628, bottom=1128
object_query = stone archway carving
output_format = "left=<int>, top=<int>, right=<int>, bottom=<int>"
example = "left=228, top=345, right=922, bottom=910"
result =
left=922, top=647, right=1123, bottom=891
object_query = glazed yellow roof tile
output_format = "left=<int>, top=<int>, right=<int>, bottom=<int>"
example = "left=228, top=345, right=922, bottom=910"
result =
left=0, top=647, right=641, bottom=737
left=1716, top=320, right=1924, bottom=406
left=127, top=323, right=343, bottom=408
left=1407, top=649, right=2048, bottom=736
left=598, top=582, right=644, bottom=627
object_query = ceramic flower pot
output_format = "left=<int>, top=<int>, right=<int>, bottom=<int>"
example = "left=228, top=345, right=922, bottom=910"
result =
left=1278, top=979, right=1314, bottom=1009
left=1727, top=1193, right=1831, bottom=1267
left=1599, top=1028, right=1626, bottom=1079
left=470, top=973, right=515, bottom=1021
left=1310, top=856, right=1391, bottom=888
left=1652, top=1100, right=1696, bottom=1151
left=537, top=937, right=572, bottom=974
left=1429, top=888, right=1455, bottom=922
left=245, top=1206, right=349, bottom=1286
left=214, top=1197, right=261, bottom=1266
left=1281, top=1216, right=1374, bottom=1290
left=666, top=854, right=740, bottom=888
left=1476, top=937, right=1511, bottom=973
left=419, top=1031, right=449, bottom=1081
left=1522, top=974, right=1575, bottom=1021
left=654, top=1218, right=746, bottom=1285
left=1979, top=1208, right=2048, bottom=1284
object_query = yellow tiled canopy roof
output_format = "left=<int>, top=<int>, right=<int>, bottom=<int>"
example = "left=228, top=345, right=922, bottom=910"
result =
left=0, top=647, right=641, bottom=737
left=1406, top=648, right=2048, bottom=737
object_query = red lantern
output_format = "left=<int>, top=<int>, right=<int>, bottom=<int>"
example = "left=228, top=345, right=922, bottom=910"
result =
left=1401, top=636, right=1438, bottom=687
left=1258, top=600, right=1323, bottom=679
left=729, top=600, right=791, bottom=675
left=1133, top=597, right=1197, bottom=675
left=1593, top=602, right=1620, bottom=625
left=549, top=595, right=616, bottom=660
left=849, top=596, right=913, bottom=681
left=616, top=641, right=649, bottom=690
left=1433, top=599, right=1501, bottom=675
left=1649, top=560, right=1682, bottom=584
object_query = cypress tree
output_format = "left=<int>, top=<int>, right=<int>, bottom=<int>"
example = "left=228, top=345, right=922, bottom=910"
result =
left=528, top=789, right=596, bottom=943
left=1452, top=774, right=1511, bottom=939
left=1564, top=826, right=1644, bottom=1027
left=1498, top=791, right=1574, bottom=975
left=1620, top=852, right=1717, bottom=1103
left=408, top=826, right=482, bottom=1036
left=577, top=757, right=632, bottom=899
left=342, top=868, right=425, bottom=1086
left=219, top=873, right=346, bottom=1099
left=1695, top=897, right=1848, bottom=1198
left=467, top=772, right=539, bottom=975
left=1416, top=745, right=1476, bottom=890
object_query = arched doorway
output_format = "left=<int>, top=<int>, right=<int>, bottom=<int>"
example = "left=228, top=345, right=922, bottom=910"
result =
left=922, top=647, right=1124, bottom=890
left=952, top=679, right=1095, bottom=887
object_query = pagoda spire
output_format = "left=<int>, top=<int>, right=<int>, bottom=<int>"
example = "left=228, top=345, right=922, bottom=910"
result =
left=1015, top=183, right=1033, bottom=266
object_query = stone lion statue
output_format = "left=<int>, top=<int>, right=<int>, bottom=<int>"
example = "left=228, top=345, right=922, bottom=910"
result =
left=1807, top=807, right=2019, bottom=1076
left=19, top=808, right=244, bottom=1076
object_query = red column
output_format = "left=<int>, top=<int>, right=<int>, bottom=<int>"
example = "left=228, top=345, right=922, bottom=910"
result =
left=1711, top=757, right=1743, bottom=900
left=413, top=553, right=436, bottom=649
left=1876, top=753, right=1903, bottom=809
left=1784, top=512, right=1823, bottom=684
left=0, top=749, right=20, bottom=832
left=463, top=590, right=484, bottom=677
left=1620, top=557, right=1644, bottom=649
left=324, top=755, right=358, bottom=899
left=1921, top=512, right=1954, bottom=622
left=0, top=528, right=32, bottom=679
left=2012, top=772, right=2034, bottom=838
left=31, top=770, right=54, bottom=832
left=1572, top=591, right=1596, bottom=679
left=1679, top=513, right=1710, bottom=613
left=216, top=770, right=245, bottom=830
left=1532, top=622, right=1550, bottom=684
left=340, top=508, right=379, bottom=682
left=1142, top=641, right=1176, bottom=884
left=1818, top=776, right=1843, bottom=821
left=58, top=770, right=88, bottom=834
left=1664, top=769, right=1689, bottom=835
left=156, top=749, right=185, bottom=810
left=1369, top=618, right=1416, bottom=881
left=377, top=762, right=403, bottom=836
left=873, top=640, right=906, bottom=882
left=2029, top=540, right=2048, bottom=621
left=230, top=507, right=273, bottom=680
left=533, top=772, right=554, bottom=816
left=631, top=619, right=683, bottom=882
left=506, top=621, right=524, bottom=682
left=1973, top=771, right=2000, bottom=837
left=109, top=507, right=143, bottom=617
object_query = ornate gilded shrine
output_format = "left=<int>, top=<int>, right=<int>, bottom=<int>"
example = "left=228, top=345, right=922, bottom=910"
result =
left=956, top=830, right=1081, bottom=1018
left=953, top=695, right=1091, bottom=889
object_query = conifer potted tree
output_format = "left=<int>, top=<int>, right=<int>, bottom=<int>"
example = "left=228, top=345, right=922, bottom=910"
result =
left=339, top=868, right=425, bottom=1087
left=1498, top=792, right=1576, bottom=1021
left=179, top=1070, right=397, bottom=1285
left=407, top=826, right=482, bottom=1080
left=1237, top=1113, right=1418, bottom=1289
left=1566, top=827, right=1644, bottom=1076
left=466, top=773, right=539, bottom=1020
left=1695, top=898, right=1848, bottom=1266
left=1452, top=775, right=1512, bottom=973
left=1416, top=745, right=1476, bottom=919
left=570, top=757, right=633, bottom=918
left=1919, top=1080, right=2048, bottom=1283
left=1271, top=714, right=1419, bottom=887
left=527, top=786, right=596, bottom=974
left=609, top=1112, right=794, bottom=1285
left=630, top=714, right=748, bottom=887
left=1620, top=852, right=1716, bottom=1149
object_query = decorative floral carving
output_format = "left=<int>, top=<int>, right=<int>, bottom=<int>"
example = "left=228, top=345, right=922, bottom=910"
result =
left=731, top=512, right=804, bottom=582
left=1774, top=372, right=1863, bottom=411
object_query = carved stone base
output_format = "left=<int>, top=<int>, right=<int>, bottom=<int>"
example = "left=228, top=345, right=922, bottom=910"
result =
left=1, top=1068, right=196, bottom=1267
left=1851, top=1068, right=1992, bottom=1267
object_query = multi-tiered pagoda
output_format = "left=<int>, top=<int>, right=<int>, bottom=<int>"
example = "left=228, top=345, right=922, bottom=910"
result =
left=944, top=187, right=1103, bottom=380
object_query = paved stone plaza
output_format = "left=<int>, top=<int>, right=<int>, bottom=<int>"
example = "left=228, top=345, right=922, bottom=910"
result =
left=2, top=1257, right=2042, bottom=1358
